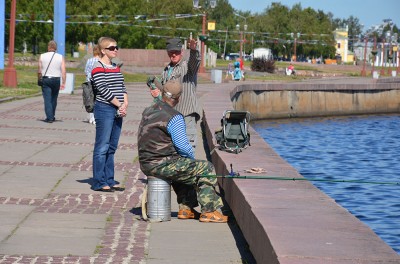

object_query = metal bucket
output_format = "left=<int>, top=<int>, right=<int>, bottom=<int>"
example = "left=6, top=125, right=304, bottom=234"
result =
left=147, top=177, right=171, bottom=222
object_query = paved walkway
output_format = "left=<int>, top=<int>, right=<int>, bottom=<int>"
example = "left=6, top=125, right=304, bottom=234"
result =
left=0, top=83, right=255, bottom=263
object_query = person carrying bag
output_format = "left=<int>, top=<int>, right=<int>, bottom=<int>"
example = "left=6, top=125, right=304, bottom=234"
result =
left=38, top=40, right=66, bottom=123
left=38, top=52, right=55, bottom=87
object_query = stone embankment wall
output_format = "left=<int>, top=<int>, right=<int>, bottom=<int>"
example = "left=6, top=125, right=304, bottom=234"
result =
left=201, top=79, right=400, bottom=263
left=231, top=78, right=400, bottom=120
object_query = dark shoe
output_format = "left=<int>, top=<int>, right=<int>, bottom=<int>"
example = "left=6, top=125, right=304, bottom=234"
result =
left=199, top=211, right=228, bottom=223
left=112, top=186, right=125, bottom=191
left=95, top=187, right=114, bottom=192
left=43, top=119, right=53, bottom=123
left=178, top=208, right=200, bottom=220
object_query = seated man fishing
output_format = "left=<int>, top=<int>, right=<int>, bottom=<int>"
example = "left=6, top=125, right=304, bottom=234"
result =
left=137, top=80, right=228, bottom=223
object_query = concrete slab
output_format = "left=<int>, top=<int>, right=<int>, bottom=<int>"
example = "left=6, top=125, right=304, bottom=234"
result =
left=0, top=212, right=107, bottom=255
left=114, top=148, right=137, bottom=164
left=0, top=126, right=97, bottom=145
left=25, top=145, right=90, bottom=164
left=147, top=220, right=244, bottom=264
left=0, top=142, right=48, bottom=162
left=0, top=205, right=33, bottom=242
left=0, top=166, right=69, bottom=199
left=146, top=189, right=251, bottom=264
left=0, top=164, right=13, bottom=174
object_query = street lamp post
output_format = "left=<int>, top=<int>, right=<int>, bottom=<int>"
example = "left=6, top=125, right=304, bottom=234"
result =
left=371, top=37, right=377, bottom=75
left=380, top=39, right=386, bottom=76
left=393, top=33, right=399, bottom=74
left=200, top=13, right=206, bottom=73
left=236, top=24, right=247, bottom=60
left=193, top=0, right=216, bottom=73
left=397, top=43, right=400, bottom=74
left=234, top=13, right=247, bottom=60
left=361, top=37, right=368, bottom=77
left=3, top=0, right=17, bottom=88
left=397, top=47, right=400, bottom=74
left=387, top=30, right=393, bottom=75
left=291, top=32, right=300, bottom=62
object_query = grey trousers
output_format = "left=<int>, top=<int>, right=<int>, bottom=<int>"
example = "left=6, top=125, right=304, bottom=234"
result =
left=184, top=114, right=198, bottom=153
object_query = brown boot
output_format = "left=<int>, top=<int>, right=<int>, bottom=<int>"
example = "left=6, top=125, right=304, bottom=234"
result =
left=199, top=210, right=228, bottom=223
left=178, top=208, right=200, bottom=220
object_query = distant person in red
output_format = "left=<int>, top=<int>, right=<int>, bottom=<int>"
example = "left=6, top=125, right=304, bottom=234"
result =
left=238, top=57, right=244, bottom=70
left=286, top=63, right=295, bottom=75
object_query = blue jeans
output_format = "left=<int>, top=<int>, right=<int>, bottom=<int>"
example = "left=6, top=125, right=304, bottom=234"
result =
left=92, top=102, right=123, bottom=190
left=41, top=77, right=60, bottom=120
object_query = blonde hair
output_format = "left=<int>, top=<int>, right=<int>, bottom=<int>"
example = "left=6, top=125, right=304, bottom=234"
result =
left=92, top=44, right=101, bottom=57
left=98, top=37, right=116, bottom=57
left=48, top=40, right=57, bottom=51
left=98, top=37, right=116, bottom=49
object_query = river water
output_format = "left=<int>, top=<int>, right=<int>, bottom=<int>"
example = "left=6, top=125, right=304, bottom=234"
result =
left=253, top=114, right=400, bottom=254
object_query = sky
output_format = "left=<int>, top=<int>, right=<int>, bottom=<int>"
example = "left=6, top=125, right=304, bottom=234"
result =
left=228, top=0, right=400, bottom=30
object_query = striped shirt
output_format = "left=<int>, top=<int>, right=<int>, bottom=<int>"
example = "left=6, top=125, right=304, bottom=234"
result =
left=161, top=49, right=201, bottom=117
left=167, top=114, right=194, bottom=159
left=91, top=61, right=126, bottom=105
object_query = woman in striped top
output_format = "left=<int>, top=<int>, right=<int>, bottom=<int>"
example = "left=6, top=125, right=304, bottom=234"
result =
left=91, top=37, right=128, bottom=192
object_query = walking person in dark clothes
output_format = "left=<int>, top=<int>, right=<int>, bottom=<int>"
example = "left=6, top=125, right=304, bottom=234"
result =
left=38, top=40, right=66, bottom=123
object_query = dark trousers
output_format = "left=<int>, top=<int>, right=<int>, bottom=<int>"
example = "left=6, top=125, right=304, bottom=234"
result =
left=41, top=77, right=60, bottom=120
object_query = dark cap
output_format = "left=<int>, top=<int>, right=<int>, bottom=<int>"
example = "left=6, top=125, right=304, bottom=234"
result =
left=163, top=81, right=182, bottom=99
left=166, top=38, right=183, bottom=51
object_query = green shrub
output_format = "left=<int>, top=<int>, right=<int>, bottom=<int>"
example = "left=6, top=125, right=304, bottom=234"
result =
left=251, top=57, right=275, bottom=73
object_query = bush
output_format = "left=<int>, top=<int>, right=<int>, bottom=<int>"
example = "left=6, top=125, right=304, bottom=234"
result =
left=251, top=57, right=275, bottom=73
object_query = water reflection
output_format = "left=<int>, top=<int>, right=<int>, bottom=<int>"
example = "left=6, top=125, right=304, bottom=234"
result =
left=253, top=114, right=400, bottom=253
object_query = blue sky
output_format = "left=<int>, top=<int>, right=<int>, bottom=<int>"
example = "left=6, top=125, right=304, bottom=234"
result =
left=228, top=0, right=399, bottom=30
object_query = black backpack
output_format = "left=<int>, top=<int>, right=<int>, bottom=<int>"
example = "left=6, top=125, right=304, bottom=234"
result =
left=82, top=62, right=106, bottom=113
left=215, top=110, right=251, bottom=154
left=82, top=81, right=95, bottom=113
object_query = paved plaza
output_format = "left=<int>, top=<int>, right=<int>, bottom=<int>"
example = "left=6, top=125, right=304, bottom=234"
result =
left=0, top=82, right=254, bottom=263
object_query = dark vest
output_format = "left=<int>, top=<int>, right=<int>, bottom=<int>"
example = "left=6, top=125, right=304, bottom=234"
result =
left=138, top=100, right=181, bottom=174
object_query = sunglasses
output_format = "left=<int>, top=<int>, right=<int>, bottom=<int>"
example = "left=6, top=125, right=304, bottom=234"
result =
left=168, top=50, right=182, bottom=56
left=105, top=46, right=119, bottom=51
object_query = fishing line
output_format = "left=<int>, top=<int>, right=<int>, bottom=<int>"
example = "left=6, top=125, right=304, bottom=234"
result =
left=196, top=174, right=400, bottom=186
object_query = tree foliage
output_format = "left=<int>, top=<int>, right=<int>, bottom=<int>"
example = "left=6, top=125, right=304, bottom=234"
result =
left=5, top=0, right=397, bottom=60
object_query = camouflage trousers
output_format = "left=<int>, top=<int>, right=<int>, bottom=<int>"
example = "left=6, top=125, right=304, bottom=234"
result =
left=148, top=157, right=224, bottom=213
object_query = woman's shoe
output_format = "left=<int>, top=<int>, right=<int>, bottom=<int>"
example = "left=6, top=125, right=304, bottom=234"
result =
left=112, top=186, right=125, bottom=191
left=95, top=187, right=114, bottom=192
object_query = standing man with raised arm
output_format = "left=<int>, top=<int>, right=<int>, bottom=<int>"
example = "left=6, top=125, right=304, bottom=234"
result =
left=150, top=38, right=201, bottom=153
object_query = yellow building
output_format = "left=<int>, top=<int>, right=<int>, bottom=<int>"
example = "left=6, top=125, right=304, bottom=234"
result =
left=333, top=26, right=354, bottom=63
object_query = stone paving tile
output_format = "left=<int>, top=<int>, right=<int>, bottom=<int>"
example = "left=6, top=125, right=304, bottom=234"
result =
left=0, top=167, right=149, bottom=263
left=0, top=87, right=150, bottom=264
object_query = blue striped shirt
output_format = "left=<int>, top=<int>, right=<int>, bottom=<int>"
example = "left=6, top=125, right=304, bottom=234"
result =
left=85, top=57, right=99, bottom=82
left=91, top=61, right=126, bottom=105
left=167, top=114, right=195, bottom=159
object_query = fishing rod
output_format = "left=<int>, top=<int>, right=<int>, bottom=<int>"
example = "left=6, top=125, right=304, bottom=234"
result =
left=195, top=164, right=400, bottom=186
left=196, top=174, right=400, bottom=186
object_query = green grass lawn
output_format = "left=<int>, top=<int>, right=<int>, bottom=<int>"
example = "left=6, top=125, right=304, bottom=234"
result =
left=0, top=65, right=149, bottom=100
